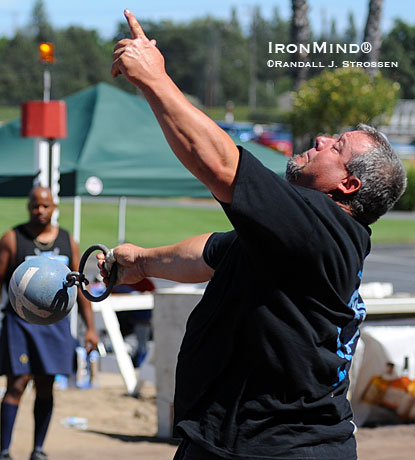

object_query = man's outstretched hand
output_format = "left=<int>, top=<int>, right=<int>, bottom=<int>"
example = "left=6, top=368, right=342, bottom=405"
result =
left=97, top=243, right=147, bottom=287
left=111, top=9, right=165, bottom=89
left=124, top=8, right=146, bottom=39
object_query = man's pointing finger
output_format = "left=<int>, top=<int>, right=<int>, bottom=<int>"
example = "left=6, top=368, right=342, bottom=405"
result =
left=124, top=9, right=146, bottom=39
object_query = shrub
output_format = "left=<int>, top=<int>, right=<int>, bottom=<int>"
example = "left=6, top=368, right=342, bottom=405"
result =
left=290, top=68, right=400, bottom=138
left=395, top=162, right=415, bottom=211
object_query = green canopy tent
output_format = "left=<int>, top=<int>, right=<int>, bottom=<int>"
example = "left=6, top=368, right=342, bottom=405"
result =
left=0, top=83, right=288, bottom=241
left=0, top=83, right=287, bottom=198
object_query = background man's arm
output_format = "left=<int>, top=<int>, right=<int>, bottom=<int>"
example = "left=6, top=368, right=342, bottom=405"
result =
left=98, top=233, right=214, bottom=286
left=0, top=230, right=16, bottom=304
left=70, top=237, right=98, bottom=352
left=112, top=10, right=240, bottom=204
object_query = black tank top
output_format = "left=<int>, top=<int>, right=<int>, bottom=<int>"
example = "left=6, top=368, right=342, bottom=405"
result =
left=7, top=224, right=73, bottom=286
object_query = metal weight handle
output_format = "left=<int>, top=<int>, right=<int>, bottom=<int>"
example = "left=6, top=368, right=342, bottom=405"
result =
left=66, top=244, right=118, bottom=302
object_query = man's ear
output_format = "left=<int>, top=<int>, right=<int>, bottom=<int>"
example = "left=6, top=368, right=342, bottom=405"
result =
left=337, top=175, right=362, bottom=195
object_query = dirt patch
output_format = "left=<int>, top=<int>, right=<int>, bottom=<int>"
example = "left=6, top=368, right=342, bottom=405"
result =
left=1, top=374, right=414, bottom=460
left=1, top=374, right=178, bottom=460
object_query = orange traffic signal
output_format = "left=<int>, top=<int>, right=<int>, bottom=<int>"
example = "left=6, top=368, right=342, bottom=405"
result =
left=39, top=42, right=55, bottom=63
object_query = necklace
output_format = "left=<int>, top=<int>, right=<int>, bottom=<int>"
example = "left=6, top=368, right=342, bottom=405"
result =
left=33, top=239, right=55, bottom=251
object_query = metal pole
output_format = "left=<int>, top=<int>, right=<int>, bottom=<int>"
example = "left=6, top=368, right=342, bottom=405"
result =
left=71, top=196, right=82, bottom=339
left=118, top=196, right=127, bottom=244
left=73, top=196, right=82, bottom=243
left=33, top=138, right=49, bottom=187
left=43, top=68, right=51, bottom=103
left=50, top=140, right=60, bottom=225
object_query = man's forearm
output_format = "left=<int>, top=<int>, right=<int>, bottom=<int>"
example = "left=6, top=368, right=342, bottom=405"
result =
left=77, top=295, right=95, bottom=329
left=105, top=234, right=214, bottom=286
left=143, top=233, right=214, bottom=283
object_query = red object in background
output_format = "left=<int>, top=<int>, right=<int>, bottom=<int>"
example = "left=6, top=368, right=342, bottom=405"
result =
left=129, top=278, right=156, bottom=293
left=21, top=100, right=67, bottom=138
left=255, top=132, right=293, bottom=157
left=113, top=278, right=156, bottom=294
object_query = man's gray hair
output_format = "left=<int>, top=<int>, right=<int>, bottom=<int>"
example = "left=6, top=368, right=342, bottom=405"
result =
left=342, top=123, right=407, bottom=225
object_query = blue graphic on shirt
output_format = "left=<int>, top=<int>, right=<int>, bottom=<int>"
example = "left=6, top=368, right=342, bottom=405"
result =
left=25, top=248, right=70, bottom=267
left=334, top=270, right=366, bottom=387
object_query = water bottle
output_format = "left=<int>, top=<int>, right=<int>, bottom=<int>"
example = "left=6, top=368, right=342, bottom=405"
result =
left=88, top=350, right=100, bottom=388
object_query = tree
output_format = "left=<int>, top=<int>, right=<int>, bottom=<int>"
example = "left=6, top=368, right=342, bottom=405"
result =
left=330, top=18, right=338, bottom=41
left=30, top=0, right=54, bottom=42
left=219, top=12, right=250, bottom=106
left=254, top=7, right=292, bottom=110
left=290, top=68, right=399, bottom=142
left=114, top=15, right=250, bottom=106
left=52, top=27, right=112, bottom=98
left=381, top=19, right=415, bottom=99
left=344, top=11, right=358, bottom=43
left=0, top=34, right=42, bottom=104
left=248, top=7, right=260, bottom=110
left=291, top=0, right=311, bottom=90
left=204, top=24, right=222, bottom=107
left=361, top=0, right=384, bottom=75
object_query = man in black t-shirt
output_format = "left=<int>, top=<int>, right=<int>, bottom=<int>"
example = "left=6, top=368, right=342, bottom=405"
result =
left=98, top=10, right=407, bottom=460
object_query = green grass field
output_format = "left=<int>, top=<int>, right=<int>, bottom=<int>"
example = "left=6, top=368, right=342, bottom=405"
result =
left=0, top=106, right=19, bottom=124
left=0, top=198, right=234, bottom=252
left=0, top=198, right=413, bottom=252
left=369, top=218, right=415, bottom=244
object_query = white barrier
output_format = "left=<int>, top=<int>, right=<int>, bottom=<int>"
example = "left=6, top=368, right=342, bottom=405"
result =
left=92, top=293, right=153, bottom=395
left=152, top=290, right=203, bottom=438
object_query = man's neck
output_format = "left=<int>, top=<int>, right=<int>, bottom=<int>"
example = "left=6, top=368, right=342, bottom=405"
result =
left=335, top=201, right=353, bottom=217
left=25, top=222, right=57, bottom=241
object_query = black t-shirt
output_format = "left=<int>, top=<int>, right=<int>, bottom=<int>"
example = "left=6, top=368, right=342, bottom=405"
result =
left=174, top=148, right=371, bottom=459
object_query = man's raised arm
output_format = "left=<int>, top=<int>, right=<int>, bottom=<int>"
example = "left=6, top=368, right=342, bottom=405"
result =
left=112, top=9, right=240, bottom=203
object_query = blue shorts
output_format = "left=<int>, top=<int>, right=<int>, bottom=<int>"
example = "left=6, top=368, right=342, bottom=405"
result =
left=0, top=308, right=76, bottom=376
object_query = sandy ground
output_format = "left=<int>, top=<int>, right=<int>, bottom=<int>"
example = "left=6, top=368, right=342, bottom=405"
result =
left=1, top=373, right=415, bottom=460
left=0, top=374, right=178, bottom=460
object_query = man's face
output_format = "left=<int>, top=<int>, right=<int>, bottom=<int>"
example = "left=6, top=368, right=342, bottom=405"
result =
left=28, top=189, right=56, bottom=227
left=286, top=130, right=373, bottom=194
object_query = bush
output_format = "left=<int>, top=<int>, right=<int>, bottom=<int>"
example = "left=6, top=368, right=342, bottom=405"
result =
left=290, top=68, right=400, bottom=138
left=395, top=162, right=415, bottom=211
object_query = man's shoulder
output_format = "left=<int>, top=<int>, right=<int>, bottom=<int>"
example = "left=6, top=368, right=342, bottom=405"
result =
left=0, top=225, right=22, bottom=242
left=0, top=228, right=17, bottom=255
left=57, top=227, right=75, bottom=247
left=57, top=227, right=71, bottom=237
left=12, top=222, right=30, bottom=236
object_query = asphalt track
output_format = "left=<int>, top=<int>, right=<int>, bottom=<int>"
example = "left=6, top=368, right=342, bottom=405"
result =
left=151, top=243, right=415, bottom=296
left=362, top=243, right=415, bottom=295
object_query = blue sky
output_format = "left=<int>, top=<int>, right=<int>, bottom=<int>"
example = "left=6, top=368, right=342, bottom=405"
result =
left=0, top=0, right=414, bottom=39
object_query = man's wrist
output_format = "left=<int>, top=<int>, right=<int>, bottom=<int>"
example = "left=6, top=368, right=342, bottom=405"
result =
left=139, top=247, right=150, bottom=279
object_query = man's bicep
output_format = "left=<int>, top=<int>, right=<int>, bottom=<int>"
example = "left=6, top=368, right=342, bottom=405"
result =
left=202, top=231, right=237, bottom=270
left=173, top=233, right=215, bottom=282
left=147, top=233, right=215, bottom=283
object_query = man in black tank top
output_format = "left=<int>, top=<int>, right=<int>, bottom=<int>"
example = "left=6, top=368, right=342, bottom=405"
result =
left=0, top=187, right=98, bottom=460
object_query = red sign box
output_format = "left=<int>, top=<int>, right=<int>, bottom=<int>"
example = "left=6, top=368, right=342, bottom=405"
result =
left=21, top=101, right=67, bottom=139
